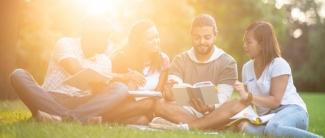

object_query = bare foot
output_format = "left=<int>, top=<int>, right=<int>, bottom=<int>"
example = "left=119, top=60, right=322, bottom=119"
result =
left=84, top=116, right=102, bottom=125
left=36, top=111, right=62, bottom=122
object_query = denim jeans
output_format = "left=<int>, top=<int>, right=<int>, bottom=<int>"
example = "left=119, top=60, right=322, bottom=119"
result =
left=243, top=104, right=322, bottom=138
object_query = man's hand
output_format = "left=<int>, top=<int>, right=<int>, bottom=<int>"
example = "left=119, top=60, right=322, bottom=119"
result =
left=110, top=70, right=145, bottom=89
left=162, top=80, right=177, bottom=101
left=190, top=98, right=214, bottom=114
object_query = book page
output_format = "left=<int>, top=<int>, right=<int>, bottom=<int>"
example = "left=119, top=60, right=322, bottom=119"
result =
left=226, top=106, right=275, bottom=127
left=171, top=87, right=191, bottom=106
left=230, top=106, right=259, bottom=121
left=193, top=81, right=214, bottom=88
left=63, top=68, right=112, bottom=91
left=128, top=90, right=162, bottom=97
left=200, top=86, right=218, bottom=105
left=259, top=113, right=275, bottom=124
left=173, top=83, right=193, bottom=88
left=172, top=81, right=218, bottom=106
left=230, top=106, right=276, bottom=125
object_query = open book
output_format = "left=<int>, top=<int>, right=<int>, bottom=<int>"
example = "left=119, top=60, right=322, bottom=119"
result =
left=226, top=105, right=275, bottom=127
left=63, top=68, right=112, bottom=91
left=128, top=90, right=162, bottom=97
left=171, top=81, right=218, bottom=106
left=128, top=68, right=168, bottom=98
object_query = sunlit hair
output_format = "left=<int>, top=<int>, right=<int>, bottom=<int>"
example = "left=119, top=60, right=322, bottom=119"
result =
left=191, top=14, right=218, bottom=35
left=126, top=20, right=164, bottom=72
left=127, top=20, right=155, bottom=48
left=244, top=21, right=281, bottom=67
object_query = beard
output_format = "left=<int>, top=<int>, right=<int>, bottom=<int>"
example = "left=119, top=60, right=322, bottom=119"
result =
left=193, top=44, right=214, bottom=55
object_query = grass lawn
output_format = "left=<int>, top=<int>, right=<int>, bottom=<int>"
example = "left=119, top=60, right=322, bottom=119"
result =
left=0, top=93, right=324, bottom=138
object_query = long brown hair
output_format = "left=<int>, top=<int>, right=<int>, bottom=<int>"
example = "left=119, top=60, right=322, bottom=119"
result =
left=244, top=21, right=281, bottom=67
left=126, top=20, right=164, bottom=72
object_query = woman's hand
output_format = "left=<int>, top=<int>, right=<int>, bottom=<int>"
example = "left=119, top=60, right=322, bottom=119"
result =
left=123, top=70, right=146, bottom=87
left=190, top=98, right=214, bottom=114
left=127, top=81, right=138, bottom=90
left=234, top=80, right=249, bottom=99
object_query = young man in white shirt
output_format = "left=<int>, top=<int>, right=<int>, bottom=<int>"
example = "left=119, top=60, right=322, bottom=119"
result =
left=11, top=17, right=149, bottom=123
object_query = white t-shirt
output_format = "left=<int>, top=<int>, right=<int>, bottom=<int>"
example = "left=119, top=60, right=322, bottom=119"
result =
left=137, top=67, right=160, bottom=91
left=42, top=37, right=111, bottom=96
left=242, top=57, right=307, bottom=115
left=138, top=52, right=170, bottom=91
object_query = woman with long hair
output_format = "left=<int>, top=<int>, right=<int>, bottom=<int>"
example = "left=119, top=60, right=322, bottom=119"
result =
left=103, top=20, right=169, bottom=124
left=234, top=21, right=320, bottom=137
left=112, top=20, right=169, bottom=91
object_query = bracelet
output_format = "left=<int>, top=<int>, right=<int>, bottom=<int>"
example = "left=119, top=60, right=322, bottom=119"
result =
left=241, top=93, right=253, bottom=105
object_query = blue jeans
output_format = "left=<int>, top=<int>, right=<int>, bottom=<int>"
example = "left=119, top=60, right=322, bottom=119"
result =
left=243, top=104, right=322, bottom=138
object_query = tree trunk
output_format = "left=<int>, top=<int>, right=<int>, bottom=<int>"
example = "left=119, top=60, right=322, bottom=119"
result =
left=0, top=0, right=22, bottom=100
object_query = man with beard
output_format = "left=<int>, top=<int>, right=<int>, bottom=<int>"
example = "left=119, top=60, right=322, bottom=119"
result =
left=153, top=14, right=249, bottom=130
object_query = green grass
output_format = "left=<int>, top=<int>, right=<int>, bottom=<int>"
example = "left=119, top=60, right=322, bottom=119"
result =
left=0, top=93, right=324, bottom=138
left=301, top=93, right=325, bottom=136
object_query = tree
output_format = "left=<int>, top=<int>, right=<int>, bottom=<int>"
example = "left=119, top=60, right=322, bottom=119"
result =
left=282, top=0, right=325, bottom=91
left=0, top=0, right=23, bottom=99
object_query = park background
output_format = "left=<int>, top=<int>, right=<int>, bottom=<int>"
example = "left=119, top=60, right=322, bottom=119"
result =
left=0, top=0, right=324, bottom=137
left=1, top=0, right=325, bottom=99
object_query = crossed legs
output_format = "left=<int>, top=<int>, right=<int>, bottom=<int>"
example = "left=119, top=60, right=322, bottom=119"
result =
left=10, top=69, right=130, bottom=122
left=102, top=97, right=156, bottom=125
left=154, top=98, right=250, bottom=130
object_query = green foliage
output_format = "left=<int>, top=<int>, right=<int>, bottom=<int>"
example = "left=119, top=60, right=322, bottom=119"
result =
left=295, top=24, right=325, bottom=90
left=284, top=0, right=325, bottom=91
left=15, top=0, right=325, bottom=91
